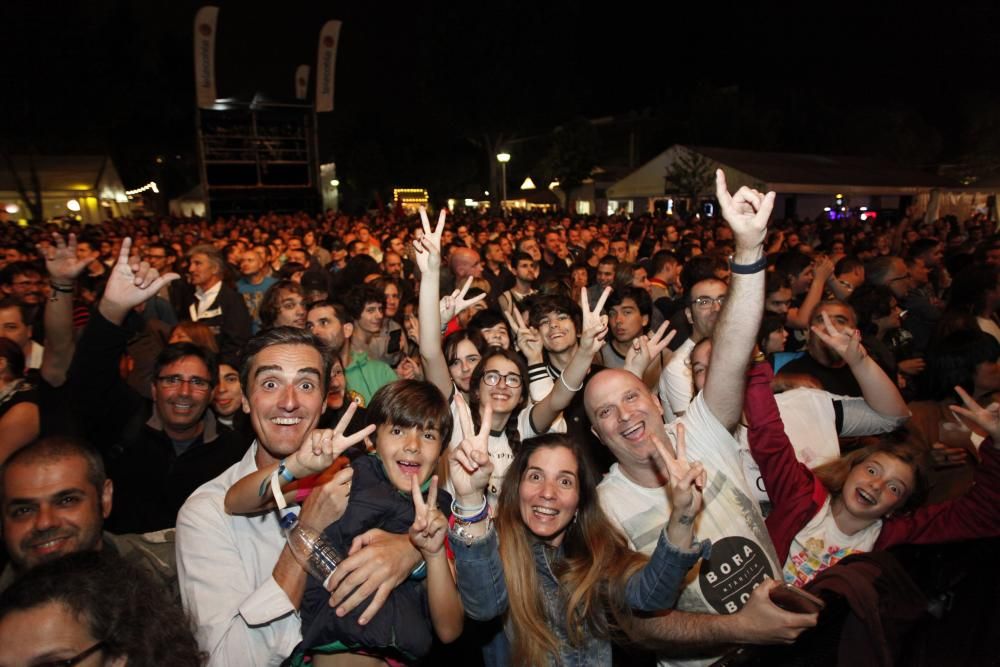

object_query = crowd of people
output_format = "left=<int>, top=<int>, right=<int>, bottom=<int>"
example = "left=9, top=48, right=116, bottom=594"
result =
left=0, top=171, right=999, bottom=666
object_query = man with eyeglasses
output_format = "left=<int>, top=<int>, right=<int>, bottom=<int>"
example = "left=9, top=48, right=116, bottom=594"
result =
left=68, top=239, right=246, bottom=533
left=659, top=276, right=728, bottom=419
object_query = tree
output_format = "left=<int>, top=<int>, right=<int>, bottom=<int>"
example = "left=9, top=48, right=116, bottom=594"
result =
left=541, top=117, right=598, bottom=213
left=664, top=150, right=715, bottom=214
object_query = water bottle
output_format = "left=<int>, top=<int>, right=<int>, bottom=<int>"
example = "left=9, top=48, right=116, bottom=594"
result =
left=280, top=514, right=343, bottom=586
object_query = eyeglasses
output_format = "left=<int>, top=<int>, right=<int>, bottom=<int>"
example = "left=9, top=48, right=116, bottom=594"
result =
left=37, top=641, right=107, bottom=667
left=12, top=279, right=43, bottom=287
left=887, top=273, right=911, bottom=284
left=482, top=370, right=523, bottom=388
left=693, top=295, right=727, bottom=309
left=156, top=375, right=212, bottom=391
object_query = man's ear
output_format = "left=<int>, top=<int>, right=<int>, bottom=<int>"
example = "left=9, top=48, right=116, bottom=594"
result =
left=242, top=392, right=251, bottom=414
left=101, top=479, right=113, bottom=519
left=343, top=322, right=354, bottom=340
left=685, top=307, right=693, bottom=325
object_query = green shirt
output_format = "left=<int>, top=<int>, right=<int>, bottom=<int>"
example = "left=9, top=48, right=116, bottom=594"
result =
left=344, top=351, right=398, bottom=406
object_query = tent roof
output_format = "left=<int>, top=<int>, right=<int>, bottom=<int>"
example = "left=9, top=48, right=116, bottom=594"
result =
left=0, top=155, right=118, bottom=192
left=608, top=145, right=957, bottom=199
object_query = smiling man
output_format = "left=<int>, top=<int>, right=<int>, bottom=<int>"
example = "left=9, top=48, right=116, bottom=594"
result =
left=0, top=436, right=177, bottom=596
left=177, top=326, right=423, bottom=665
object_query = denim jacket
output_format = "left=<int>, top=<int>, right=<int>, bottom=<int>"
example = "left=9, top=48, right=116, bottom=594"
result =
left=450, top=525, right=710, bottom=666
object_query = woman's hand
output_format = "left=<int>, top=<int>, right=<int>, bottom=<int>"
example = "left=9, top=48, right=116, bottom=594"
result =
left=409, top=475, right=448, bottom=557
left=448, top=393, right=493, bottom=504
left=292, top=401, right=375, bottom=475
left=412, top=207, right=446, bottom=274
left=440, top=276, right=486, bottom=324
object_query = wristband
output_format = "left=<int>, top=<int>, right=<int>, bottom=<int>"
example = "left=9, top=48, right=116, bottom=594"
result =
left=410, top=560, right=428, bottom=580
left=729, top=255, right=768, bottom=275
left=451, top=496, right=489, bottom=523
left=49, top=281, right=74, bottom=293
left=559, top=373, right=584, bottom=392
left=277, top=459, right=296, bottom=483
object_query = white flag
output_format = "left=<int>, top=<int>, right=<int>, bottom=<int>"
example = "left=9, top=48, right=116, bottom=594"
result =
left=193, top=6, right=220, bottom=109
left=295, top=64, right=310, bottom=100
left=315, top=20, right=342, bottom=113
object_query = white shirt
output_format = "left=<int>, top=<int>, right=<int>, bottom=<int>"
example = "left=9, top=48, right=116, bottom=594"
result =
left=190, top=279, right=224, bottom=321
left=784, top=497, right=881, bottom=587
left=599, top=393, right=781, bottom=667
left=176, top=443, right=301, bottom=666
left=660, top=337, right=695, bottom=418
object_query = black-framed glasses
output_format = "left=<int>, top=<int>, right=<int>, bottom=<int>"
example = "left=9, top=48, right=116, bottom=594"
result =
left=482, top=370, right=523, bottom=388
left=693, top=295, right=726, bottom=309
left=156, top=375, right=212, bottom=392
left=37, top=641, right=107, bottom=667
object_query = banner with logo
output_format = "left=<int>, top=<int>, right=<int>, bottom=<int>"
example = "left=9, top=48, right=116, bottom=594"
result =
left=193, top=6, right=220, bottom=108
left=295, top=64, right=310, bottom=100
left=315, top=20, right=342, bottom=113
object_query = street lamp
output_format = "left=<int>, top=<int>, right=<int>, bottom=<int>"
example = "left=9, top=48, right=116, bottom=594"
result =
left=496, top=152, right=511, bottom=216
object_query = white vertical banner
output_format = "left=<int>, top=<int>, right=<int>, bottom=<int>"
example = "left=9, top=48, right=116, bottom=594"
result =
left=315, top=20, right=342, bottom=113
left=295, top=64, right=310, bottom=100
left=193, top=6, right=220, bottom=108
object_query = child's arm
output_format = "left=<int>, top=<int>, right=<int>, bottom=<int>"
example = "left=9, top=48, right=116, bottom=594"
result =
left=223, top=403, right=374, bottom=515
left=409, top=475, right=464, bottom=642
left=877, top=386, right=1000, bottom=548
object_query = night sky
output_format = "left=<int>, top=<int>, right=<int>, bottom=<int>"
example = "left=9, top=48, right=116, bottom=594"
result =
left=3, top=1, right=999, bottom=207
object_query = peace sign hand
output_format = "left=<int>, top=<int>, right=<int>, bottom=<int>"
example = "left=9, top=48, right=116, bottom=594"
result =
left=448, top=393, right=493, bottom=505
left=810, top=311, right=867, bottom=367
left=715, top=169, right=775, bottom=250
left=293, top=401, right=376, bottom=475
left=440, top=276, right=487, bottom=323
left=624, top=320, right=676, bottom=377
left=409, top=475, right=448, bottom=556
left=950, top=385, right=1000, bottom=446
left=578, top=286, right=610, bottom=355
left=412, top=207, right=446, bottom=274
left=504, top=307, right=543, bottom=363
left=650, top=423, right=706, bottom=519
left=39, top=232, right=91, bottom=284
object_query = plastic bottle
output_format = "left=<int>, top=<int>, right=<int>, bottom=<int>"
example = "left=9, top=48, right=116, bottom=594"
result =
left=280, top=514, right=343, bottom=586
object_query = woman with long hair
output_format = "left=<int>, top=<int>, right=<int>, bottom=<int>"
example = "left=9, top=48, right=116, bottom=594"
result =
left=447, top=426, right=707, bottom=666
left=0, top=337, right=38, bottom=464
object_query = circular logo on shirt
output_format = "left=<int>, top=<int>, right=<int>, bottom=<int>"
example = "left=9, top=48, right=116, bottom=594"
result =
left=698, top=536, right=775, bottom=614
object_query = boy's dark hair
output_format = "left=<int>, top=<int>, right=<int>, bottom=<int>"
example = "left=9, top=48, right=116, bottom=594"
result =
left=366, top=380, right=453, bottom=450
left=648, top=250, right=679, bottom=277
left=467, top=309, right=508, bottom=333
left=606, top=286, right=652, bottom=318
left=306, top=299, right=352, bottom=328
left=510, top=251, right=536, bottom=269
left=527, top=294, right=582, bottom=330
left=680, top=254, right=728, bottom=296
left=342, top=284, right=386, bottom=321
left=153, top=342, right=219, bottom=388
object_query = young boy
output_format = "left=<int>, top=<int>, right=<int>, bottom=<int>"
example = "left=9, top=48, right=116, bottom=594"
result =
left=224, top=380, right=462, bottom=665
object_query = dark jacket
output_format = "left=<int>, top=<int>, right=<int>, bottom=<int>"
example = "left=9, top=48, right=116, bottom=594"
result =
left=177, top=282, right=252, bottom=359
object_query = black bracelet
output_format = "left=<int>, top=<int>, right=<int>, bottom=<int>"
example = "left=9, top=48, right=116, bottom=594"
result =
left=729, top=256, right=768, bottom=275
left=49, top=282, right=74, bottom=293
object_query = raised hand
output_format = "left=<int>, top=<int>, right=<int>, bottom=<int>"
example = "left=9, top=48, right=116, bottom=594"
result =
left=650, top=423, right=706, bottom=518
left=950, top=385, right=1000, bottom=445
left=715, top=169, right=775, bottom=250
left=504, top=307, right=542, bottom=363
left=39, top=232, right=91, bottom=284
left=448, top=393, right=493, bottom=504
left=440, top=276, right=486, bottom=323
left=293, top=401, right=375, bottom=475
left=412, top=206, right=446, bottom=274
left=624, top=320, right=676, bottom=377
left=409, top=475, right=448, bottom=556
left=578, top=286, right=610, bottom=355
left=811, top=311, right=867, bottom=366
left=98, top=237, right=180, bottom=325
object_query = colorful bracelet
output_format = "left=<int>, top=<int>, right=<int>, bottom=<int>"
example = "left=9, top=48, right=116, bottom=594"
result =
left=277, top=459, right=296, bottom=483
